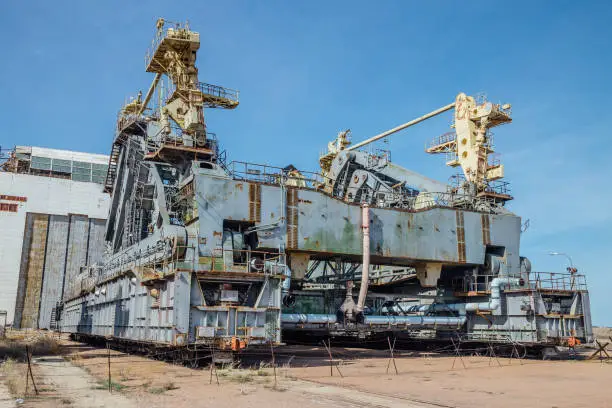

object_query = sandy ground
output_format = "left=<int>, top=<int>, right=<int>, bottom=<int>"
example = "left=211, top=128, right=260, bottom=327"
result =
left=0, top=381, right=13, bottom=408
left=3, top=337, right=611, bottom=408
left=34, top=356, right=138, bottom=408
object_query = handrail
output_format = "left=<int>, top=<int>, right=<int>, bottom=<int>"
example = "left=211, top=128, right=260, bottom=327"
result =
left=454, top=272, right=588, bottom=293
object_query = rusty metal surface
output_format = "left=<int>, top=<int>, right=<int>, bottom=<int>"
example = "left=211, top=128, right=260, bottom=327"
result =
left=18, top=213, right=49, bottom=328
left=456, top=211, right=466, bottom=263
left=286, top=188, right=298, bottom=249
left=248, top=183, right=261, bottom=222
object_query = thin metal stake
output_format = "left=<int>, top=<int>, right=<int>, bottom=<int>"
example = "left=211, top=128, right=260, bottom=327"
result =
left=386, top=337, right=399, bottom=375
left=487, top=342, right=502, bottom=367
left=107, top=342, right=112, bottom=393
left=322, top=339, right=343, bottom=378
left=451, top=336, right=466, bottom=370
left=510, top=342, right=524, bottom=365
left=209, top=343, right=219, bottom=385
left=588, top=340, right=610, bottom=361
left=24, top=347, right=29, bottom=395
left=270, top=341, right=277, bottom=387
left=25, top=345, right=38, bottom=395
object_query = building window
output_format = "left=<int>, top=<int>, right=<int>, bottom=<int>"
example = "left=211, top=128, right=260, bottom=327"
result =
left=0, top=195, right=27, bottom=202
left=0, top=203, right=18, bottom=212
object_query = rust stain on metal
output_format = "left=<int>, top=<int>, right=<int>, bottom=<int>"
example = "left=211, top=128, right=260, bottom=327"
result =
left=286, top=188, right=298, bottom=249
left=248, top=183, right=261, bottom=222
left=298, top=199, right=312, bottom=204
left=455, top=210, right=466, bottom=263
left=481, top=214, right=491, bottom=245
left=20, top=213, right=49, bottom=328
left=235, top=183, right=244, bottom=191
left=212, top=231, right=223, bottom=238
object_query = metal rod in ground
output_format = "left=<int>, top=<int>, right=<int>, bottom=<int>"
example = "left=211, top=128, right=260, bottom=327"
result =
left=24, top=346, right=29, bottom=395
left=487, top=342, right=503, bottom=367
left=107, top=342, right=112, bottom=393
left=451, top=336, right=467, bottom=370
left=25, top=345, right=38, bottom=395
left=510, top=342, right=523, bottom=365
left=209, top=343, right=219, bottom=385
left=322, top=339, right=343, bottom=378
left=270, top=341, right=277, bottom=387
left=386, top=336, right=399, bottom=375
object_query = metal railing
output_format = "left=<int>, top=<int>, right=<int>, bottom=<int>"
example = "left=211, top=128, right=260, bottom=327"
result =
left=144, top=128, right=219, bottom=159
left=487, top=153, right=501, bottom=168
left=453, top=272, right=587, bottom=293
left=203, top=248, right=285, bottom=274
left=145, top=21, right=195, bottom=69
left=227, top=161, right=331, bottom=190
left=427, top=132, right=456, bottom=150
left=482, top=180, right=511, bottom=196
left=531, top=271, right=587, bottom=291
left=198, top=82, right=239, bottom=105
left=228, top=161, right=507, bottom=212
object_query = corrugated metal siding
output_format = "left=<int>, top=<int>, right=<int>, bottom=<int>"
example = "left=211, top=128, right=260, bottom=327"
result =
left=18, top=214, right=49, bottom=328
left=63, top=215, right=90, bottom=301
left=86, top=218, right=106, bottom=265
left=38, top=215, right=69, bottom=329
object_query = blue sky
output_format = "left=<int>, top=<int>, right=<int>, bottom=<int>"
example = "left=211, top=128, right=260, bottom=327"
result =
left=1, top=1, right=610, bottom=325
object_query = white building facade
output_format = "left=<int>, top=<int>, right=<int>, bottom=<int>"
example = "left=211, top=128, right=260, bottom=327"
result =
left=0, top=146, right=110, bottom=327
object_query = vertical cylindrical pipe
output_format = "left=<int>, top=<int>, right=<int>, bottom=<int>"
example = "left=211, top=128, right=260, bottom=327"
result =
left=357, top=204, right=370, bottom=311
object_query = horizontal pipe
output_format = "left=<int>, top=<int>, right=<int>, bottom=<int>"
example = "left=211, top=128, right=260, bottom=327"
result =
left=363, top=315, right=466, bottom=327
left=281, top=314, right=466, bottom=327
left=281, top=314, right=337, bottom=324
left=431, top=277, right=521, bottom=314
left=346, top=102, right=456, bottom=151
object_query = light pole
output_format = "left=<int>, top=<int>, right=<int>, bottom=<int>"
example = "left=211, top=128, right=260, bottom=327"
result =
left=549, top=251, right=577, bottom=290
left=548, top=252, right=574, bottom=268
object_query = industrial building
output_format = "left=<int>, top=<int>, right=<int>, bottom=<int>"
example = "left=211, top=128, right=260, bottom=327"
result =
left=0, top=146, right=110, bottom=328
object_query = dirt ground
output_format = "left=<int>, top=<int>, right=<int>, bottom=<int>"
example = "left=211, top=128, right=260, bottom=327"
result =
left=2, top=335, right=612, bottom=408
left=594, top=326, right=612, bottom=342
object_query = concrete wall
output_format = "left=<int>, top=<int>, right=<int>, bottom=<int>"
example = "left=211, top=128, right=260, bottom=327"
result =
left=0, top=172, right=110, bottom=326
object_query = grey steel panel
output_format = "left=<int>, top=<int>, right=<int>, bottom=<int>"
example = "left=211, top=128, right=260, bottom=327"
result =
left=63, top=215, right=90, bottom=300
left=195, top=177, right=516, bottom=266
left=38, top=215, right=69, bottom=329
left=86, top=218, right=106, bottom=265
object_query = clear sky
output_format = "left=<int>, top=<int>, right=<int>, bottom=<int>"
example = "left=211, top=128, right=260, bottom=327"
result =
left=1, top=1, right=611, bottom=325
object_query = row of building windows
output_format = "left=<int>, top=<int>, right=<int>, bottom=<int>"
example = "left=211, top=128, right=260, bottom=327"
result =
left=29, top=156, right=108, bottom=185
left=0, top=203, right=18, bottom=212
left=0, top=195, right=27, bottom=202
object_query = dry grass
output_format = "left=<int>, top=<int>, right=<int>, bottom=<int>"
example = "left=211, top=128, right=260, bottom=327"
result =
left=0, top=330, right=61, bottom=399
left=0, top=358, right=27, bottom=397
left=592, top=326, right=612, bottom=342
left=0, top=331, right=60, bottom=361
left=148, top=381, right=179, bottom=394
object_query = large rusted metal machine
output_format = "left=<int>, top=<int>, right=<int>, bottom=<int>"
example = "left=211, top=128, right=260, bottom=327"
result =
left=280, top=94, right=592, bottom=354
left=59, top=18, right=592, bottom=358
left=59, top=20, right=282, bottom=358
